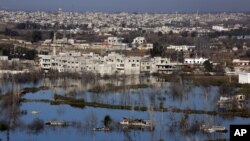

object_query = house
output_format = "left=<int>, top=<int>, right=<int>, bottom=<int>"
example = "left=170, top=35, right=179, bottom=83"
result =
left=153, top=57, right=177, bottom=74
left=137, top=43, right=153, bottom=50
left=132, top=37, right=147, bottom=45
left=124, top=57, right=141, bottom=75
left=106, top=37, right=123, bottom=46
left=232, top=59, right=250, bottom=66
left=212, top=25, right=229, bottom=32
left=140, top=57, right=153, bottom=73
left=184, top=58, right=208, bottom=65
left=167, top=45, right=195, bottom=51
left=0, top=56, right=8, bottom=61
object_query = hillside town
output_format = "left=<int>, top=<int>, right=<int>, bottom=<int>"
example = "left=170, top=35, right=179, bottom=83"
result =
left=0, top=10, right=250, bottom=82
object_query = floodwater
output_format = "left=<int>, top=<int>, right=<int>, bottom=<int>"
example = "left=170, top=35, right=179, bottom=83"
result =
left=0, top=76, right=249, bottom=141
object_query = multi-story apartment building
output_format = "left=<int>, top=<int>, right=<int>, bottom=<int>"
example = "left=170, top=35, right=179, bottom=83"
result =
left=38, top=52, right=181, bottom=75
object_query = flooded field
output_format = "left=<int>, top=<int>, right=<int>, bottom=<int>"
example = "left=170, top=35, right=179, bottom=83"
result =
left=0, top=76, right=249, bottom=141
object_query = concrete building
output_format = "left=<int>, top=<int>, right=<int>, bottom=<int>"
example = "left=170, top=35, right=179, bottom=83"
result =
left=232, top=59, right=250, bottom=66
left=212, top=25, right=229, bottom=32
left=140, top=57, right=153, bottom=73
left=124, top=57, right=141, bottom=75
left=167, top=45, right=195, bottom=51
left=239, top=72, right=250, bottom=84
left=153, top=57, right=178, bottom=74
left=38, top=55, right=52, bottom=71
left=0, top=56, right=8, bottom=61
left=132, top=37, right=147, bottom=45
left=106, top=37, right=123, bottom=46
left=38, top=51, right=181, bottom=75
left=184, top=57, right=208, bottom=65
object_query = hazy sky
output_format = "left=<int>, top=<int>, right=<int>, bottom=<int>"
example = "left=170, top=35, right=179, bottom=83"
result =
left=0, top=0, right=249, bottom=12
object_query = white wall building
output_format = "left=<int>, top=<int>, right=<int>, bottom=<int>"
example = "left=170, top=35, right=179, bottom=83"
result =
left=212, top=25, right=229, bottom=32
left=106, top=37, right=123, bottom=45
left=184, top=58, right=208, bottom=65
left=38, top=52, right=181, bottom=75
left=239, top=72, right=250, bottom=84
left=132, top=37, right=147, bottom=45
left=232, top=59, right=250, bottom=66
left=0, top=56, right=8, bottom=61
left=124, top=57, right=141, bottom=75
left=167, top=45, right=195, bottom=51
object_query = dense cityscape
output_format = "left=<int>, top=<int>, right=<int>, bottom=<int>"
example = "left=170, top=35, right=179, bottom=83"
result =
left=0, top=6, right=250, bottom=141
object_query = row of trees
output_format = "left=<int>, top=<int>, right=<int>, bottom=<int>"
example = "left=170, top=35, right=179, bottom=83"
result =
left=2, top=28, right=43, bottom=43
left=0, top=44, right=38, bottom=60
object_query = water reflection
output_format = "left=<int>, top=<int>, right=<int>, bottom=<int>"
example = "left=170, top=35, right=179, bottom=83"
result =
left=0, top=76, right=249, bottom=141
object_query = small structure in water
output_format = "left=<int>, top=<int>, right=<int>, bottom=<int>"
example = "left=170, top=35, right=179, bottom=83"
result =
left=217, top=94, right=245, bottom=104
left=200, top=124, right=227, bottom=133
left=31, top=111, right=39, bottom=115
left=93, top=127, right=110, bottom=131
left=45, top=121, right=67, bottom=126
left=217, top=94, right=246, bottom=110
left=120, top=117, right=155, bottom=130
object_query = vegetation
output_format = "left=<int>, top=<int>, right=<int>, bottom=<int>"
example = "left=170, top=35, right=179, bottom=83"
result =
left=27, top=119, right=44, bottom=133
left=0, top=121, right=9, bottom=131
left=203, top=60, right=213, bottom=72
left=52, top=94, right=85, bottom=108
left=150, top=42, right=165, bottom=57
left=184, top=75, right=237, bottom=86
left=21, top=86, right=49, bottom=95
left=103, top=115, right=112, bottom=127
left=31, top=31, right=42, bottom=43
left=0, top=43, right=38, bottom=60
left=88, top=83, right=149, bottom=93
left=4, top=28, right=19, bottom=36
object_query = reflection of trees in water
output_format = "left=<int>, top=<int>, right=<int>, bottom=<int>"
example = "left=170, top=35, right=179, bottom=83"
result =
left=167, top=113, right=206, bottom=137
left=56, top=105, right=66, bottom=116
left=169, top=82, right=184, bottom=101
left=137, top=91, right=146, bottom=107
left=218, top=85, right=235, bottom=96
left=26, top=118, right=44, bottom=134
left=0, top=91, right=23, bottom=141
left=83, top=111, right=98, bottom=133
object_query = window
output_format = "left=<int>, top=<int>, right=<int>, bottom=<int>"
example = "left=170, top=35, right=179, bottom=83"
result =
left=132, top=64, right=136, bottom=67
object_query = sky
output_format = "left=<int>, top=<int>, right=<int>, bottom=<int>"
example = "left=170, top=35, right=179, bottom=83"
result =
left=0, top=0, right=249, bottom=13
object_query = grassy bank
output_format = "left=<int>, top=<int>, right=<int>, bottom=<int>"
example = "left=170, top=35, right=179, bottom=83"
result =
left=51, top=94, right=85, bottom=108
left=182, top=75, right=238, bottom=86
left=21, top=86, right=49, bottom=94
left=88, top=83, right=150, bottom=93
left=21, top=95, right=250, bottom=118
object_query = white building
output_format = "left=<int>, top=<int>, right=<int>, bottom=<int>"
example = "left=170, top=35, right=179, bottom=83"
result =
left=212, top=25, right=229, bottom=32
left=167, top=45, right=195, bottom=51
left=184, top=58, right=208, bottom=65
left=124, top=57, right=141, bottom=75
left=137, top=43, right=153, bottom=50
left=0, top=56, right=8, bottom=61
left=153, top=57, right=178, bottom=74
left=132, top=37, right=147, bottom=45
left=106, top=37, right=123, bottom=45
left=38, top=51, right=181, bottom=75
left=239, top=72, right=250, bottom=84
left=140, top=58, right=153, bottom=73
left=232, top=59, right=250, bottom=66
